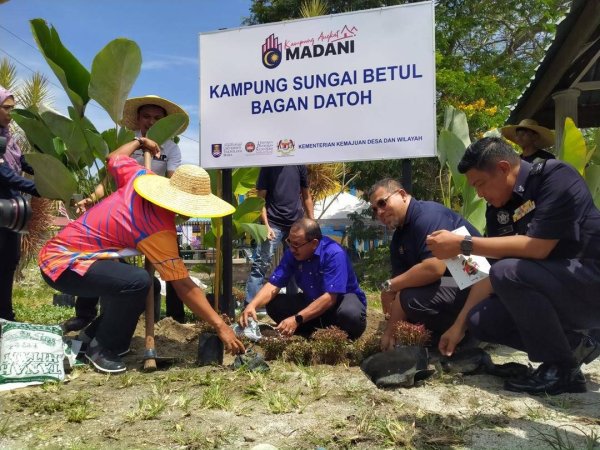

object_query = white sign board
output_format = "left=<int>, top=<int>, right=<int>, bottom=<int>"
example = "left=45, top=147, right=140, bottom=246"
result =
left=199, top=2, right=435, bottom=169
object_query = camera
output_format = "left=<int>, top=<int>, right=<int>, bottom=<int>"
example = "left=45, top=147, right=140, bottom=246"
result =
left=0, top=136, right=33, bottom=233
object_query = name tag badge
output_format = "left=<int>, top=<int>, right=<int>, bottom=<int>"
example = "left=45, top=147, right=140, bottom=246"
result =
left=513, top=200, right=535, bottom=222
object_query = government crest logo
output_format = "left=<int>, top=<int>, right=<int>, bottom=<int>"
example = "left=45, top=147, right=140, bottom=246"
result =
left=245, top=142, right=256, bottom=153
left=277, top=139, right=295, bottom=156
left=497, top=210, right=510, bottom=225
left=211, top=144, right=222, bottom=158
left=262, top=34, right=282, bottom=69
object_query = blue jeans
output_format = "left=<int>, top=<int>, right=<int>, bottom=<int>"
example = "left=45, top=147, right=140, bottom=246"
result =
left=245, top=224, right=297, bottom=304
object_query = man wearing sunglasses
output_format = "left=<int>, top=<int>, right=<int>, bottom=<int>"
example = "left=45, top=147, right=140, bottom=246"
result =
left=369, top=178, right=481, bottom=351
left=240, top=218, right=366, bottom=340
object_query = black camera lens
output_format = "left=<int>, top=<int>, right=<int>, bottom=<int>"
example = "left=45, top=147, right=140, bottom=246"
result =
left=0, top=195, right=32, bottom=233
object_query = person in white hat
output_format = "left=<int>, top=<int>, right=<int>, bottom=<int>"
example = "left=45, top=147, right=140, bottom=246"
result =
left=39, top=137, right=244, bottom=374
left=500, top=119, right=556, bottom=163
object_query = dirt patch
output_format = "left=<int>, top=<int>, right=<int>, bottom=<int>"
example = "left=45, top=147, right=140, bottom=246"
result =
left=1, top=310, right=599, bottom=449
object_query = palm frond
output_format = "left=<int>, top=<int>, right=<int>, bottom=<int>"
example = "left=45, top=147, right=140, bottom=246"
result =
left=299, top=0, right=328, bottom=18
left=19, top=72, right=52, bottom=110
left=307, top=163, right=346, bottom=202
left=0, top=57, right=18, bottom=92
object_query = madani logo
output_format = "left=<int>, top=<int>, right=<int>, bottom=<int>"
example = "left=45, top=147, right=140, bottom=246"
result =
left=262, top=34, right=282, bottom=69
left=261, top=26, right=357, bottom=70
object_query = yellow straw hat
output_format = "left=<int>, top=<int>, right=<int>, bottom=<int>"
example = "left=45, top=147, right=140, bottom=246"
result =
left=134, top=165, right=235, bottom=218
left=500, top=119, right=555, bottom=148
left=121, top=95, right=189, bottom=135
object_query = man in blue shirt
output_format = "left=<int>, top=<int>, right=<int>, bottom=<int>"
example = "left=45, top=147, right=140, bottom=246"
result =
left=369, top=178, right=481, bottom=351
left=244, top=166, right=314, bottom=305
left=241, top=218, right=366, bottom=339
left=427, top=137, right=600, bottom=395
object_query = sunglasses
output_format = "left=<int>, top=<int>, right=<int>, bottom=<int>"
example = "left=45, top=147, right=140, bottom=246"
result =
left=285, top=238, right=312, bottom=250
left=371, top=190, right=399, bottom=215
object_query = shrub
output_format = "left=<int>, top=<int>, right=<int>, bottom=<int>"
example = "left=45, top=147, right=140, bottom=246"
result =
left=282, top=337, right=312, bottom=365
left=310, top=326, right=349, bottom=365
left=393, top=322, right=431, bottom=347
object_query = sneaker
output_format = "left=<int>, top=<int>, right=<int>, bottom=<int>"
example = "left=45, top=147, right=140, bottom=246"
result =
left=62, top=316, right=93, bottom=333
left=573, top=335, right=600, bottom=365
left=78, top=341, right=131, bottom=358
left=85, top=341, right=126, bottom=374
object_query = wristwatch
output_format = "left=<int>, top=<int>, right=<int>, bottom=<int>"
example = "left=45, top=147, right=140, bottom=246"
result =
left=460, top=235, right=473, bottom=256
left=294, top=314, right=304, bottom=325
left=133, top=136, right=145, bottom=148
left=380, top=279, right=393, bottom=292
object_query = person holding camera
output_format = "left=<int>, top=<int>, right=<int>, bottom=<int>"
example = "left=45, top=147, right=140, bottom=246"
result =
left=0, top=87, right=39, bottom=321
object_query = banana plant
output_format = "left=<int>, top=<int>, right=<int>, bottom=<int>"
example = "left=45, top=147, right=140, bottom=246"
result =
left=11, top=19, right=186, bottom=205
left=436, top=106, right=486, bottom=233
left=559, top=118, right=600, bottom=208
left=203, top=167, right=268, bottom=248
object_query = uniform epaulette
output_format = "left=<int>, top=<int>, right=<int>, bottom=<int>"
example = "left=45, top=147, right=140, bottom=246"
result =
left=530, top=159, right=546, bottom=175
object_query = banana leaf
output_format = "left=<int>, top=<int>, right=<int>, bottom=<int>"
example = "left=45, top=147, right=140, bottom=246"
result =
left=30, top=19, right=90, bottom=116
left=561, top=117, right=587, bottom=175
left=40, top=109, right=88, bottom=166
left=11, top=109, right=59, bottom=158
left=146, top=113, right=188, bottom=146
left=438, top=130, right=467, bottom=193
left=585, top=165, right=600, bottom=209
left=24, top=153, right=78, bottom=204
left=89, top=39, right=141, bottom=124
left=232, top=167, right=260, bottom=196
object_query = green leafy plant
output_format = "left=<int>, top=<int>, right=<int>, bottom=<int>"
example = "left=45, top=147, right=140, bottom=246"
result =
left=437, top=106, right=486, bottom=232
left=13, top=20, right=186, bottom=206
left=559, top=118, right=600, bottom=208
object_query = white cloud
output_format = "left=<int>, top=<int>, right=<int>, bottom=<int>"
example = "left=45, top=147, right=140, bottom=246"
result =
left=141, top=54, right=198, bottom=71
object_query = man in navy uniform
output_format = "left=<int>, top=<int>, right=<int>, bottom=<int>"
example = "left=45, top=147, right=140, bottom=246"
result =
left=369, top=178, right=481, bottom=350
left=241, top=218, right=366, bottom=340
left=427, top=137, right=600, bottom=395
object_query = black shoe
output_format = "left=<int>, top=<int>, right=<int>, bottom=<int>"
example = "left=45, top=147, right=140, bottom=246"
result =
left=85, top=343, right=126, bottom=374
left=573, top=335, right=600, bottom=365
left=62, top=316, right=93, bottom=333
left=78, top=341, right=130, bottom=358
left=504, top=363, right=587, bottom=395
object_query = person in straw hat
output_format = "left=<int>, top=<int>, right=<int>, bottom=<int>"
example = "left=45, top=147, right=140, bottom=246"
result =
left=500, top=119, right=556, bottom=163
left=68, top=95, right=190, bottom=332
left=39, top=137, right=244, bottom=374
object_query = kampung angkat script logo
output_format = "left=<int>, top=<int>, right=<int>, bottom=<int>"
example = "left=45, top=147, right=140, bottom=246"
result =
left=262, top=34, right=282, bottom=69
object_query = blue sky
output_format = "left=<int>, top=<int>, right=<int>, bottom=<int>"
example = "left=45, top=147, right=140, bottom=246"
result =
left=1, top=0, right=253, bottom=164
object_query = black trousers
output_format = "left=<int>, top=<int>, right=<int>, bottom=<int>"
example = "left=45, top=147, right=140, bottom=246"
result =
left=266, top=292, right=367, bottom=340
left=74, top=277, right=162, bottom=322
left=468, top=258, right=600, bottom=365
left=42, top=260, right=150, bottom=352
left=399, top=277, right=469, bottom=340
left=0, top=228, right=20, bottom=321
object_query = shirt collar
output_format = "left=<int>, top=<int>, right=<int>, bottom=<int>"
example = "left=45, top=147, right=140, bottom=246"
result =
left=512, top=160, right=531, bottom=197
left=398, top=198, right=417, bottom=229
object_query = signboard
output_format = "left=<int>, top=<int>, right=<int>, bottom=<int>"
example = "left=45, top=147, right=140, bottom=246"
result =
left=199, top=2, right=435, bottom=168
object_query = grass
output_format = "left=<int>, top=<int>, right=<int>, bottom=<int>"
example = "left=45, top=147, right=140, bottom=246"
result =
left=534, top=425, right=600, bottom=450
left=126, top=385, right=170, bottom=421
